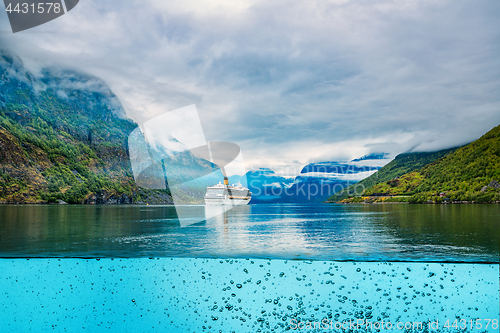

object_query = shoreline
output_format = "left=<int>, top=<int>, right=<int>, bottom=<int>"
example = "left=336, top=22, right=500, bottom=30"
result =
left=327, top=201, right=500, bottom=204
left=0, top=200, right=175, bottom=205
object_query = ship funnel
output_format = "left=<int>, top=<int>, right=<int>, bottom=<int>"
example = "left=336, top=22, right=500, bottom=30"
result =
left=219, top=165, right=229, bottom=185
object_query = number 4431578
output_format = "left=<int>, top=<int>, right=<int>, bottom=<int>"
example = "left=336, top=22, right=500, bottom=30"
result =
left=5, top=2, right=62, bottom=14
left=444, top=319, right=498, bottom=330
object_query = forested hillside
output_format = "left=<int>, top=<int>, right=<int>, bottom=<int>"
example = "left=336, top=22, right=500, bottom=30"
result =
left=331, top=125, right=500, bottom=203
left=407, top=124, right=500, bottom=203
left=0, top=50, right=171, bottom=204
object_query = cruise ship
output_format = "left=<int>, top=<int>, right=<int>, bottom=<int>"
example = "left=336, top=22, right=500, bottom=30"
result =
left=204, top=177, right=252, bottom=205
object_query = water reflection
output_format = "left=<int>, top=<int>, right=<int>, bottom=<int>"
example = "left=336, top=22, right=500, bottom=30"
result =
left=0, top=204, right=498, bottom=262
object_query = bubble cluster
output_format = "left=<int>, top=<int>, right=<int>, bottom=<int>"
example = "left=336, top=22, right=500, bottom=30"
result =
left=0, top=258, right=498, bottom=332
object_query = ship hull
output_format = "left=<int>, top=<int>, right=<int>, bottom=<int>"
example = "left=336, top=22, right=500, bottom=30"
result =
left=204, top=197, right=250, bottom=206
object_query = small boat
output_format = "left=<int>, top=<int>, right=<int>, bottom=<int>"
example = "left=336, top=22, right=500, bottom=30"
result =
left=204, top=177, right=251, bottom=205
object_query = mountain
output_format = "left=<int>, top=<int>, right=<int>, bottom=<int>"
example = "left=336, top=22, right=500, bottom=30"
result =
left=242, top=157, right=385, bottom=203
left=327, top=147, right=459, bottom=202
left=283, top=160, right=382, bottom=202
left=160, top=150, right=225, bottom=204
left=329, top=125, right=500, bottom=203
left=0, top=50, right=172, bottom=204
left=351, top=153, right=389, bottom=162
left=237, top=168, right=295, bottom=203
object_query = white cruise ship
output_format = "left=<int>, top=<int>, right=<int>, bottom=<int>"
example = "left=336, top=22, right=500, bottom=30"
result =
left=204, top=178, right=252, bottom=205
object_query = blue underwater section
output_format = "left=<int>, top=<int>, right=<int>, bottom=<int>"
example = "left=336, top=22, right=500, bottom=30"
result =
left=0, top=258, right=498, bottom=332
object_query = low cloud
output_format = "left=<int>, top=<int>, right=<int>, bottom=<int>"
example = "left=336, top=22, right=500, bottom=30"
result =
left=1, top=0, right=499, bottom=171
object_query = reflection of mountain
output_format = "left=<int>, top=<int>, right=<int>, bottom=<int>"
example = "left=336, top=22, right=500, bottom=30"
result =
left=239, top=157, right=386, bottom=203
left=365, top=204, right=500, bottom=258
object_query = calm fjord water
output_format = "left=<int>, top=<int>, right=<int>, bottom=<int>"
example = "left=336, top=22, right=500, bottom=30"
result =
left=0, top=204, right=498, bottom=332
left=0, top=203, right=498, bottom=261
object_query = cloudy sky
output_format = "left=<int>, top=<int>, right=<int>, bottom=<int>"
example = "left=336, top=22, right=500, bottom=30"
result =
left=1, top=0, right=499, bottom=174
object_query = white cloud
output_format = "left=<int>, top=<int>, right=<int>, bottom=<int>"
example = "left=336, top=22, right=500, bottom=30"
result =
left=1, top=0, right=499, bottom=174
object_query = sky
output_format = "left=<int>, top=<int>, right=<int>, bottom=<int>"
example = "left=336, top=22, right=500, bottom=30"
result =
left=1, top=0, right=499, bottom=176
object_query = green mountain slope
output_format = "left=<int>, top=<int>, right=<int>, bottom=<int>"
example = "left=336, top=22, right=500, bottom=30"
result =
left=407, top=124, right=500, bottom=203
left=0, top=50, right=171, bottom=204
left=326, top=147, right=459, bottom=202
left=331, top=125, right=500, bottom=203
